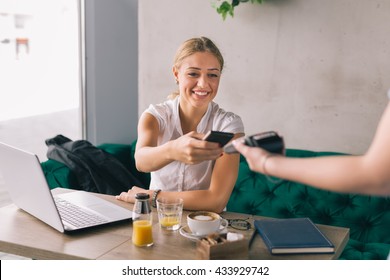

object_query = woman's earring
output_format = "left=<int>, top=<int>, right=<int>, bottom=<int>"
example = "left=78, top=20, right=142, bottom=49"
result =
left=175, top=80, right=179, bottom=85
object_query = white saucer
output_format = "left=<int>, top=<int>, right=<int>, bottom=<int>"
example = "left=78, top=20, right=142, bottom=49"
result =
left=179, top=225, right=228, bottom=241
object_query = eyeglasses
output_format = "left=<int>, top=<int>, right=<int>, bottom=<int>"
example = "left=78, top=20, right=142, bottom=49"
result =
left=222, top=217, right=251, bottom=231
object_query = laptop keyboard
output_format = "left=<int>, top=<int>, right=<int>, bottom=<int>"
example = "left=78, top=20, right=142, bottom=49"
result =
left=54, top=197, right=109, bottom=228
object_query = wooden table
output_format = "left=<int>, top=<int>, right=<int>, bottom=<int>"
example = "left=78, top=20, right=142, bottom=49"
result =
left=0, top=188, right=349, bottom=260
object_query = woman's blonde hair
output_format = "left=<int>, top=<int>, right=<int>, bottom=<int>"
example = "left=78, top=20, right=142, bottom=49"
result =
left=168, top=37, right=224, bottom=99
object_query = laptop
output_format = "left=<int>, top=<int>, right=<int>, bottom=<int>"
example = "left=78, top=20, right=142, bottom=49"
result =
left=0, top=142, right=133, bottom=233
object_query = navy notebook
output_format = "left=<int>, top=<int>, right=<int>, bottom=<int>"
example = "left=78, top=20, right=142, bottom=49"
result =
left=254, top=218, right=335, bottom=254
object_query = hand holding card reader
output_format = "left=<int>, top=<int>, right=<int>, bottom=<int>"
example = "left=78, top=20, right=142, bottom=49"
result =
left=224, top=131, right=285, bottom=154
left=203, top=131, right=234, bottom=147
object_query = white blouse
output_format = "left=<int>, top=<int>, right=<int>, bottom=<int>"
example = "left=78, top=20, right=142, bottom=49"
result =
left=144, top=96, right=245, bottom=192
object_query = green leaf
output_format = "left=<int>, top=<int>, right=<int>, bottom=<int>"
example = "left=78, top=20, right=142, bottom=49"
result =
left=216, top=1, right=234, bottom=20
left=213, top=0, right=264, bottom=20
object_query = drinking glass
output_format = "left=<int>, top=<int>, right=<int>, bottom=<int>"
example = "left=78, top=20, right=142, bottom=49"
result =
left=156, top=197, right=183, bottom=231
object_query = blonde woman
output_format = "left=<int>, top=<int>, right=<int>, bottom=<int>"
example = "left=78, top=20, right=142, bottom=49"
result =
left=117, top=37, right=244, bottom=213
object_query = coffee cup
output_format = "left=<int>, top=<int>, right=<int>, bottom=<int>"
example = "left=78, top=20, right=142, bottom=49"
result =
left=187, top=211, right=228, bottom=236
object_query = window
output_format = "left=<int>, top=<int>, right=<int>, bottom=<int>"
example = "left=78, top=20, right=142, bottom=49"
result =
left=0, top=0, right=83, bottom=161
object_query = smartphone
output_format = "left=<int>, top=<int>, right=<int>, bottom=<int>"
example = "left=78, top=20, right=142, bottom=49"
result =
left=224, top=131, right=285, bottom=154
left=202, top=131, right=234, bottom=147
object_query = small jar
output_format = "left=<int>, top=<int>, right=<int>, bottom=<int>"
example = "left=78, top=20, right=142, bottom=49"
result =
left=132, top=193, right=153, bottom=247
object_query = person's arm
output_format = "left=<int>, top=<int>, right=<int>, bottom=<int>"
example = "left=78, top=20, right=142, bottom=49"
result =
left=134, top=112, right=223, bottom=172
left=233, top=103, right=390, bottom=196
left=118, top=133, right=245, bottom=213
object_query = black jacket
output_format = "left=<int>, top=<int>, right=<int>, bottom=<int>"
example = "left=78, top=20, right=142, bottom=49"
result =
left=46, top=135, right=144, bottom=195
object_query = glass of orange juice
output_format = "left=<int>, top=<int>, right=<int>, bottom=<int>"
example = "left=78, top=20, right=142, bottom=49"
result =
left=132, top=220, right=153, bottom=246
left=132, top=193, right=153, bottom=246
left=156, top=197, right=183, bottom=230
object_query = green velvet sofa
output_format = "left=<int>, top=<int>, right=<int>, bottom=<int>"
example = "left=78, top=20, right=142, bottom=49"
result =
left=41, top=141, right=390, bottom=260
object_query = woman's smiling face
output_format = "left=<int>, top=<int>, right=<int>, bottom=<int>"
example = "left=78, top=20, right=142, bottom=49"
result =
left=173, top=51, right=221, bottom=110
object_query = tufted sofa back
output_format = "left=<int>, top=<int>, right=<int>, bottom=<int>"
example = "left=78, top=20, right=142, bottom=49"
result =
left=227, top=149, right=390, bottom=259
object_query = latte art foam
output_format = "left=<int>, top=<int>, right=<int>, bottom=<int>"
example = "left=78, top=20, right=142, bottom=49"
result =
left=194, top=215, right=214, bottom=221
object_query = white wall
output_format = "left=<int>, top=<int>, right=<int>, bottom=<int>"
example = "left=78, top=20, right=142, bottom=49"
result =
left=139, top=0, right=390, bottom=154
